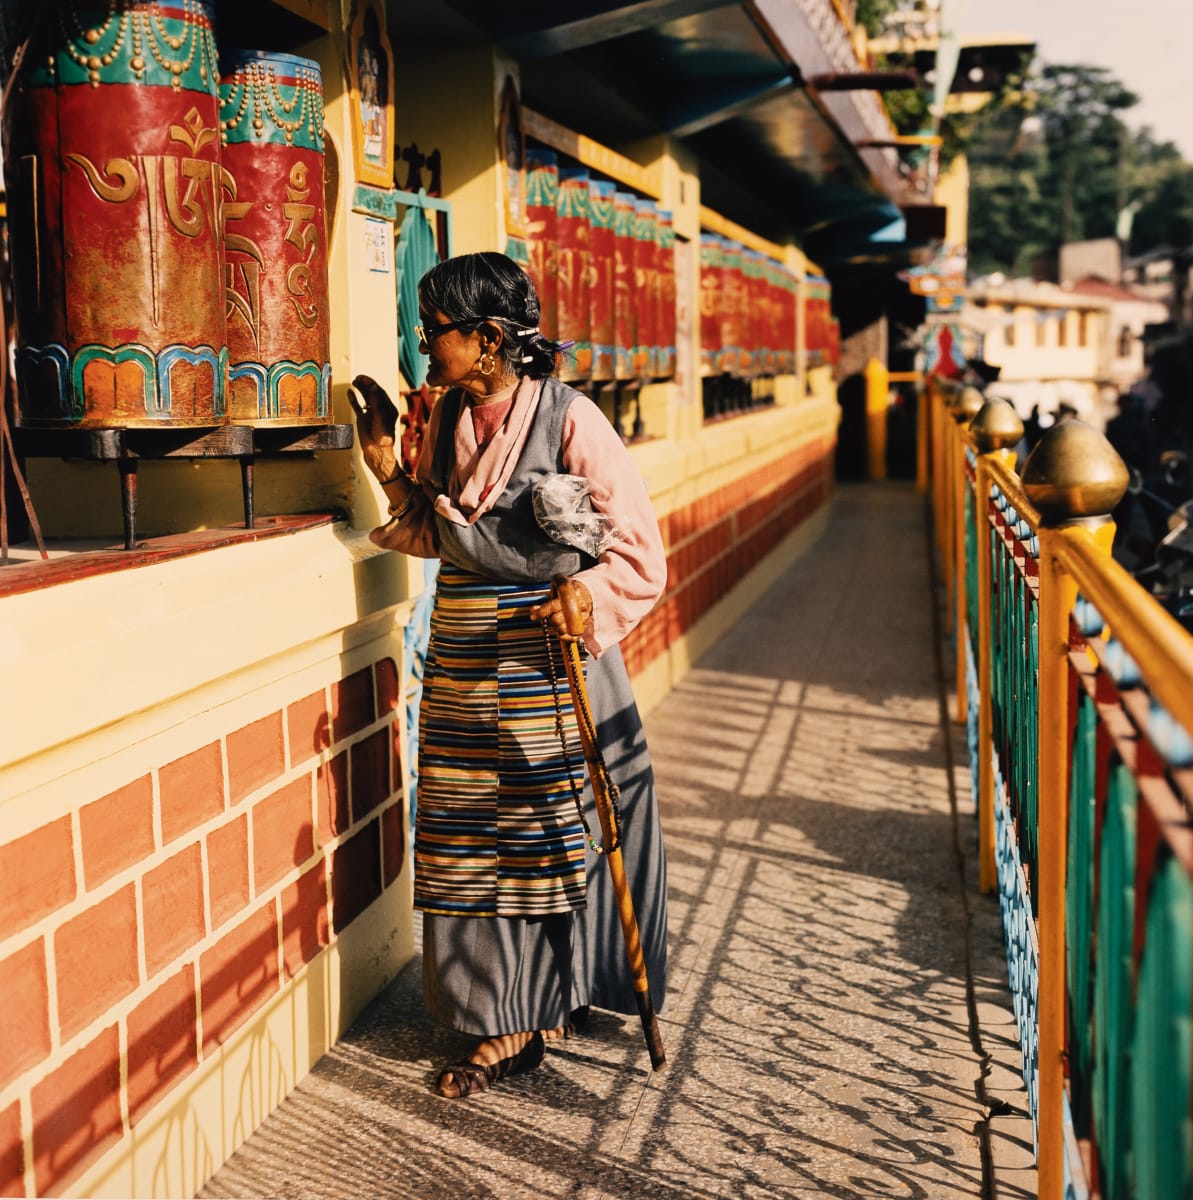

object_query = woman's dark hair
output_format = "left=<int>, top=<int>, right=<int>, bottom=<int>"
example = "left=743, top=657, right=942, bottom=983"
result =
left=418, top=251, right=566, bottom=379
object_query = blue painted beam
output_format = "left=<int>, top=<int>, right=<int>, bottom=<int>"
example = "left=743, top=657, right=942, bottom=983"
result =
left=497, top=0, right=732, bottom=59
left=665, top=71, right=796, bottom=137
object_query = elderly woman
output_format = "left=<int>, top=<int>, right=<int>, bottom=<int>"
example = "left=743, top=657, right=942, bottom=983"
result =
left=348, top=251, right=668, bottom=1099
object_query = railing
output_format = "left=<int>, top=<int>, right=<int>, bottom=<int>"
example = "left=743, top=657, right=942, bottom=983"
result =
left=923, top=376, right=1193, bottom=1200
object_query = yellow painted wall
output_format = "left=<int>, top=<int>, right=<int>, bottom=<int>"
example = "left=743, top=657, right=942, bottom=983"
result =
left=0, top=524, right=415, bottom=1199
left=389, top=42, right=505, bottom=256
left=936, top=154, right=970, bottom=248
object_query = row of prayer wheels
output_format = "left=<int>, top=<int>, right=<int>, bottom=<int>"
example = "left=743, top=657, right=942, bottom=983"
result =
left=3, top=0, right=331, bottom=429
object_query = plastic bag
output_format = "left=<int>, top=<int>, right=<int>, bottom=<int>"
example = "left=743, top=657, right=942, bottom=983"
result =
left=532, top=474, right=624, bottom=559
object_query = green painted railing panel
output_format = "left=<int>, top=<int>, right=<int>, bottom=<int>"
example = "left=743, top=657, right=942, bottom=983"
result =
left=1131, top=855, right=1193, bottom=1200
left=1093, top=762, right=1137, bottom=1200
left=1024, top=587, right=1039, bottom=899
left=991, top=522, right=1007, bottom=800
left=1066, top=690, right=1098, bottom=1135
left=965, top=477, right=978, bottom=646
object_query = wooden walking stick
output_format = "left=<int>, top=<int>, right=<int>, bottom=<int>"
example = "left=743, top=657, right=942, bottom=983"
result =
left=549, top=575, right=666, bottom=1071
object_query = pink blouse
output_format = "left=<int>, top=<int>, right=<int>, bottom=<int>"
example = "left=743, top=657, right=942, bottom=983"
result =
left=370, top=382, right=666, bottom=657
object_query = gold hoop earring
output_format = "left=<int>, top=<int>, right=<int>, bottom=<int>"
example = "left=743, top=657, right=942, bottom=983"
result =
left=479, top=352, right=496, bottom=377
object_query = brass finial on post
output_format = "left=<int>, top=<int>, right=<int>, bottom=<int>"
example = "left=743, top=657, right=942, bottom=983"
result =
left=970, top=398, right=1024, bottom=453
left=953, top=385, right=985, bottom=423
left=1020, top=419, right=1130, bottom=525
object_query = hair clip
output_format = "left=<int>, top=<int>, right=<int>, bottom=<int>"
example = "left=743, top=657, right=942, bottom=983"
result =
left=517, top=326, right=540, bottom=337
left=521, top=354, right=535, bottom=363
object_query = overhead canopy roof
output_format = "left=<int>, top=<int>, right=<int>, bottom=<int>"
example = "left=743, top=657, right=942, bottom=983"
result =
left=393, top=0, right=938, bottom=272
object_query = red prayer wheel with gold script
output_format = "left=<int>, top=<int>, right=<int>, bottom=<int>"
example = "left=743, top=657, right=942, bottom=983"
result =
left=3, top=1, right=228, bottom=428
left=613, top=191, right=638, bottom=381
left=525, top=147, right=559, bottom=342
left=556, top=166, right=592, bottom=381
left=718, top=239, right=743, bottom=376
left=632, top=198, right=658, bottom=380
left=656, top=209, right=676, bottom=380
left=587, top=180, right=616, bottom=382
left=699, top=234, right=723, bottom=377
left=219, top=50, right=330, bottom=424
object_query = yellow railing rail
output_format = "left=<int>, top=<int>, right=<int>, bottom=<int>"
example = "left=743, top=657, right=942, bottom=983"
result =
left=1053, top=531, right=1193, bottom=739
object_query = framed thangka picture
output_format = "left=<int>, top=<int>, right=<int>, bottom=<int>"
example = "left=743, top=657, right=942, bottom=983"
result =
left=348, top=0, right=395, bottom=188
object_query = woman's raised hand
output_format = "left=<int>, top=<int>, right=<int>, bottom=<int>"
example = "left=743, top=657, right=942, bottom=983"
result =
left=348, top=374, right=401, bottom=482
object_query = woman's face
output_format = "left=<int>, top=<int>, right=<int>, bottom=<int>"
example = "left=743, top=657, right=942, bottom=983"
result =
left=418, top=307, right=487, bottom=392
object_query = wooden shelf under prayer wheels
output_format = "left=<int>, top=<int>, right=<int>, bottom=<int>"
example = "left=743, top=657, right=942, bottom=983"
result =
left=16, top=424, right=353, bottom=550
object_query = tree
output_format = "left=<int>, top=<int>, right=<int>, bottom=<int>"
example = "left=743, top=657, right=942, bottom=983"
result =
left=1032, top=65, right=1138, bottom=245
left=961, top=62, right=1193, bottom=277
left=855, top=0, right=901, bottom=37
left=1126, top=131, right=1193, bottom=253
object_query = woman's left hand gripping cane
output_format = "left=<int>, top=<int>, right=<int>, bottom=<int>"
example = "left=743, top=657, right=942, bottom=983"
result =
left=531, top=577, right=593, bottom=642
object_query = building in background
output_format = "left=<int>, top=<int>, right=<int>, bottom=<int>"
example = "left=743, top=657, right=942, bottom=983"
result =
left=961, top=274, right=1166, bottom=428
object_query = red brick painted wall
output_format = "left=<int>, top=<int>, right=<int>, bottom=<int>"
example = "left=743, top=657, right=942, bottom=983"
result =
left=0, top=657, right=405, bottom=1199
left=623, top=436, right=835, bottom=676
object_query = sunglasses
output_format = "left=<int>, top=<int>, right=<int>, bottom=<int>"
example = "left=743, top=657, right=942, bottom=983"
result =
left=415, top=317, right=490, bottom=343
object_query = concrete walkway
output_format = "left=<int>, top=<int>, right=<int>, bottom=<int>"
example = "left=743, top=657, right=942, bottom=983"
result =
left=201, top=482, right=1036, bottom=1199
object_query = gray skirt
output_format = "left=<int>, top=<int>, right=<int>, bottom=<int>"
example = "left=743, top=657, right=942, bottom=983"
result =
left=421, top=643, right=668, bottom=1035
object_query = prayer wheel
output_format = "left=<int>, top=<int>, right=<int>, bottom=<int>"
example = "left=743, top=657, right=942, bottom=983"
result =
left=556, top=165, right=592, bottom=380
left=718, top=238, right=742, bottom=376
left=613, top=192, right=637, bottom=381
left=741, top=249, right=761, bottom=378
left=4, top=0, right=228, bottom=428
left=631, top=198, right=657, bottom=380
left=525, top=147, right=559, bottom=341
left=656, top=209, right=676, bottom=380
left=587, top=180, right=615, bottom=382
left=699, top=234, right=723, bottom=378
left=219, top=50, right=330, bottom=425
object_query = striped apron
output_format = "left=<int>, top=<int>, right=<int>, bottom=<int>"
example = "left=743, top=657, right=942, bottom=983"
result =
left=415, top=563, right=589, bottom=917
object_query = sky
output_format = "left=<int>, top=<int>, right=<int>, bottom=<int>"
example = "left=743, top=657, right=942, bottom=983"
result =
left=958, top=0, right=1193, bottom=160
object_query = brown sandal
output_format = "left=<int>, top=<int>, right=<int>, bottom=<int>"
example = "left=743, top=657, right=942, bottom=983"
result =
left=435, top=1031, right=545, bottom=1099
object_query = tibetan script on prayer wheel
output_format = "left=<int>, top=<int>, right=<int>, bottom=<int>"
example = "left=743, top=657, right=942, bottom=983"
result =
left=525, top=148, right=559, bottom=342
left=656, top=210, right=677, bottom=380
left=219, top=50, right=330, bottom=425
left=556, top=165, right=592, bottom=381
left=587, top=180, right=615, bottom=382
left=4, top=0, right=228, bottom=428
left=613, top=192, right=637, bottom=381
left=632, top=198, right=658, bottom=380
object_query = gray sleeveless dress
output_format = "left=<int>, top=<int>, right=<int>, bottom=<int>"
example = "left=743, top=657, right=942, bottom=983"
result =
left=418, top=376, right=668, bottom=1035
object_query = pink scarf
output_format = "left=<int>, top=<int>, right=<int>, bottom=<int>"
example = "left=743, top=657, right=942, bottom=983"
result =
left=433, top=376, right=543, bottom=526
